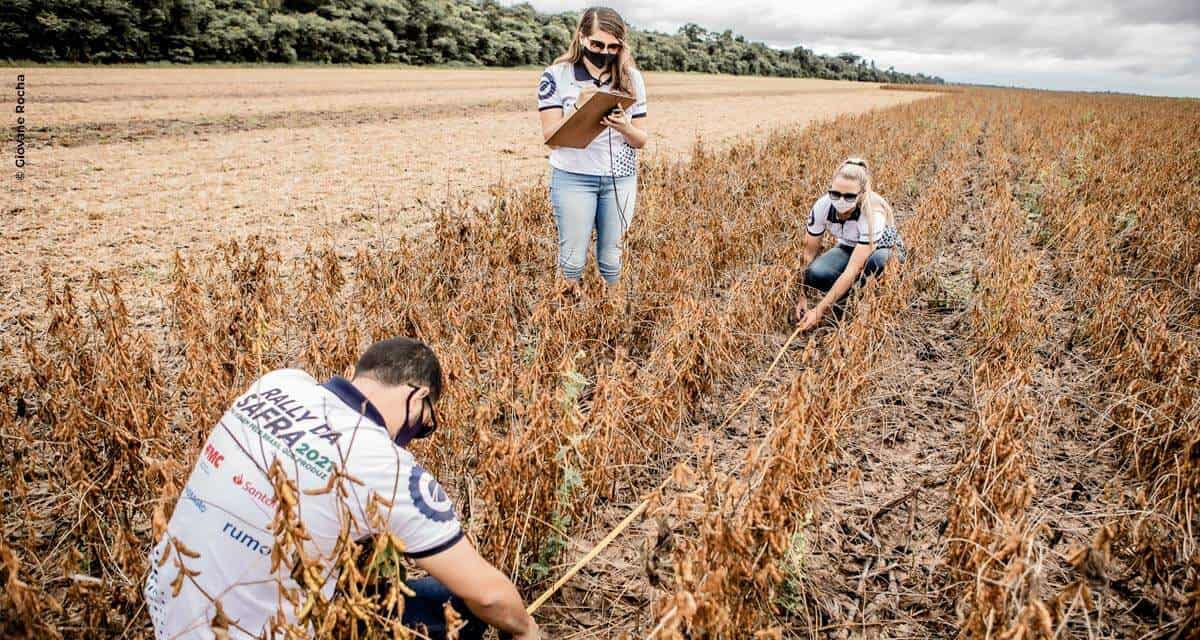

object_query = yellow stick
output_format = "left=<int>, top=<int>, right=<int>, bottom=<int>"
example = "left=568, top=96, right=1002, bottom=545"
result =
left=525, top=324, right=805, bottom=614
left=526, top=498, right=651, bottom=614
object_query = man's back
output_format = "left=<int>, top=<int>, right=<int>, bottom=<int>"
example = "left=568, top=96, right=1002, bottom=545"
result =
left=145, top=369, right=462, bottom=639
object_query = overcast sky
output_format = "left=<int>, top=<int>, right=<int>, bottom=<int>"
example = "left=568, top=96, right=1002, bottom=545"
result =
left=506, top=0, right=1200, bottom=97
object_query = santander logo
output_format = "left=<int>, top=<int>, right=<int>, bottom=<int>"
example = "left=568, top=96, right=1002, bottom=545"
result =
left=232, top=474, right=277, bottom=509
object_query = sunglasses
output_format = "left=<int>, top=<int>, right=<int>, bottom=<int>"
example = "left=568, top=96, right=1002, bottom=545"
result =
left=586, top=38, right=623, bottom=53
left=828, top=190, right=861, bottom=201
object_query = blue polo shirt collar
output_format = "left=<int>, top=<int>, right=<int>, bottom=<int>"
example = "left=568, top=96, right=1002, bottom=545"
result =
left=827, top=203, right=862, bottom=223
left=321, top=376, right=387, bottom=429
left=573, top=60, right=604, bottom=86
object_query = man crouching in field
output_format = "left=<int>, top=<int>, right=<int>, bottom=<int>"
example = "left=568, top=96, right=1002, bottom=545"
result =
left=144, top=337, right=539, bottom=640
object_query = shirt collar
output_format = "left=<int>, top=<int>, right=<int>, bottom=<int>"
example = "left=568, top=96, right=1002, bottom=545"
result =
left=321, top=376, right=387, bottom=429
left=826, top=203, right=862, bottom=223
left=573, top=60, right=604, bottom=86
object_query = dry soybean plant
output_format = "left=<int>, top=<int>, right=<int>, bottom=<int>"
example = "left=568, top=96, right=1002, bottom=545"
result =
left=2, top=89, right=1198, bottom=639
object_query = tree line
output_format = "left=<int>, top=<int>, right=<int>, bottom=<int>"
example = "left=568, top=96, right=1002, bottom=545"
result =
left=2, top=0, right=943, bottom=84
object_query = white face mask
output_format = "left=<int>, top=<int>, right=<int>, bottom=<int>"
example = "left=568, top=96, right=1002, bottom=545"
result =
left=831, top=197, right=858, bottom=214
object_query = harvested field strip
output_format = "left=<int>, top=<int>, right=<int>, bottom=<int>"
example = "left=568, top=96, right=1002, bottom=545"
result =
left=33, top=87, right=893, bottom=148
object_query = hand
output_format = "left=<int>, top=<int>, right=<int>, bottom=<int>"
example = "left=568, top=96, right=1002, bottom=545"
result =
left=577, top=86, right=598, bottom=107
left=793, top=299, right=808, bottom=323
left=514, top=621, right=541, bottom=640
left=601, top=108, right=633, bottom=135
left=798, top=305, right=824, bottom=331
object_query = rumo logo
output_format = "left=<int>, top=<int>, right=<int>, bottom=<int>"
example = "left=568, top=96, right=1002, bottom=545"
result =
left=203, top=444, right=224, bottom=468
left=232, top=474, right=277, bottom=509
left=222, top=522, right=270, bottom=556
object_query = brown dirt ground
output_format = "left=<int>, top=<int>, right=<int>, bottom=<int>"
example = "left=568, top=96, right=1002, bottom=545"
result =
left=2, top=67, right=931, bottom=323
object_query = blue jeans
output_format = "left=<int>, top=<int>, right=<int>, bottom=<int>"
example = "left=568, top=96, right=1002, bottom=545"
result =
left=550, top=167, right=637, bottom=283
left=804, top=244, right=896, bottom=295
left=401, top=576, right=509, bottom=640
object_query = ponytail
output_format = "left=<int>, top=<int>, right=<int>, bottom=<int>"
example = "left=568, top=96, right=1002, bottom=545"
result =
left=834, top=157, right=895, bottom=249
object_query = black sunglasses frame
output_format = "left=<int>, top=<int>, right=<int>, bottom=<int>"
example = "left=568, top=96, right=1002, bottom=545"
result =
left=417, top=395, right=438, bottom=439
left=585, top=38, right=623, bottom=53
left=402, top=387, right=439, bottom=439
left=828, top=190, right=861, bottom=201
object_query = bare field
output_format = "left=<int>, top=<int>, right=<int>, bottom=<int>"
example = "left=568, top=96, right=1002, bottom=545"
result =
left=2, top=67, right=930, bottom=319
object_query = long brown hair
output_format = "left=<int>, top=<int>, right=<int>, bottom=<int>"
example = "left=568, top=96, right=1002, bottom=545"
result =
left=554, top=7, right=638, bottom=96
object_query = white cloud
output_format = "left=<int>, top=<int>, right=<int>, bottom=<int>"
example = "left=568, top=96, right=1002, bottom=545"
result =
left=506, top=0, right=1200, bottom=97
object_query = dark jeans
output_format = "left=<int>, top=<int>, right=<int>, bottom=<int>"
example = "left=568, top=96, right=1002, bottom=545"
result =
left=803, top=244, right=895, bottom=295
left=402, top=576, right=508, bottom=640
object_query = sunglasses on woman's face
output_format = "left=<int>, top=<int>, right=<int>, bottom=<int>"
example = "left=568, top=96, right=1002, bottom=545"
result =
left=586, top=38, right=623, bottom=53
left=828, top=190, right=861, bottom=201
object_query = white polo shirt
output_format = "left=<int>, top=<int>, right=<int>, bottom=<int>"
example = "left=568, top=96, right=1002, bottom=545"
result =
left=538, top=60, right=647, bottom=177
left=805, top=194, right=887, bottom=248
left=144, top=370, right=462, bottom=639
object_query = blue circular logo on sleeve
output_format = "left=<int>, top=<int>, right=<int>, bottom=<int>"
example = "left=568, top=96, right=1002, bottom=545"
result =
left=538, top=72, right=557, bottom=101
left=408, top=464, right=455, bottom=522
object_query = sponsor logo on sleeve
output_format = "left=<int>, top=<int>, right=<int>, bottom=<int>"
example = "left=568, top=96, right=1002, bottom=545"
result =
left=222, top=521, right=271, bottom=556
left=538, top=72, right=557, bottom=101
left=408, top=464, right=455, bottom=523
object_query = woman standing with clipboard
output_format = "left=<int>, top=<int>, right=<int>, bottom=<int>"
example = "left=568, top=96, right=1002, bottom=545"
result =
left=537, top=7, right=649, bottom=291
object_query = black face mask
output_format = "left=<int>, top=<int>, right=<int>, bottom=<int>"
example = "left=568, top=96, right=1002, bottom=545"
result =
left=392, top=387, right=438, bottom=447
left=582, top=47, right=617, bottom=70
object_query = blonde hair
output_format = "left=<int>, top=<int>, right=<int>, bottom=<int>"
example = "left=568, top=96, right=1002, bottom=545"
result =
left=554, top=7, right=638, bottom=97
left=833, top=157, right=895, bottom=249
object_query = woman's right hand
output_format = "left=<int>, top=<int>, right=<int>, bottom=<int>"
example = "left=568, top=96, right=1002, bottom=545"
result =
left=514, top=622, right=541, bottom=640
left=793, top=299, right=807, bottom=323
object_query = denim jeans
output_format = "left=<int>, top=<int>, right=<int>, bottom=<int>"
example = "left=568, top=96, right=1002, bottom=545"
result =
left=803, top=244, right=897, bottom=295
left=550, top=167, right=637, bottom=283
left=401, top=576, right=510, bottom=640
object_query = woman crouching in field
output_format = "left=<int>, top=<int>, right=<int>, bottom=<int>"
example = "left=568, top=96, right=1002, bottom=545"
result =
left=794, top=158, right=905, bottom=330
left=537, top=7, right=649, bottom=291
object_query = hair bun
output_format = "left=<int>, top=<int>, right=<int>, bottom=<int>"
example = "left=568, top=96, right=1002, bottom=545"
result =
left=843, top=157, right=869, bottom=170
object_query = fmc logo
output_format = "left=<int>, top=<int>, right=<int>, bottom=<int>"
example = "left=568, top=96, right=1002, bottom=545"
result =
left=198, top=443, right=225, bottom=475
left=203, top=443, right=224, bottom=468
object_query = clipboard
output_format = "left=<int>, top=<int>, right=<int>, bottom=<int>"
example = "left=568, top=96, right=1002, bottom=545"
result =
left=544, top=90, right=637, bottom=148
